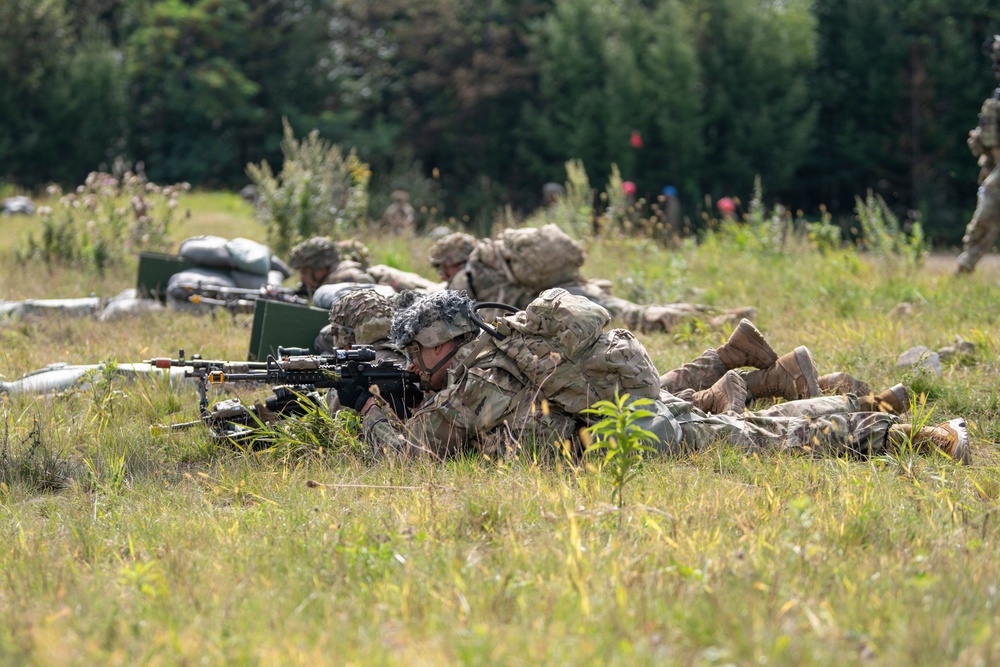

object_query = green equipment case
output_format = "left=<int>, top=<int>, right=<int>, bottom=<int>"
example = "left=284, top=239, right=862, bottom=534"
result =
left=248, top=299, right=330, bottom=361
left=136, top=252, right=197, bottom=301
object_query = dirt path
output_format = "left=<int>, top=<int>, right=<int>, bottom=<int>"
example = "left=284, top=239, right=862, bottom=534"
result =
left=923, top=251, right=1000, bottom=275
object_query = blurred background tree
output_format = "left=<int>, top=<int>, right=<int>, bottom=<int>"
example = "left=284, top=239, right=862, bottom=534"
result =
left=0, top=0, right=997, bottom=244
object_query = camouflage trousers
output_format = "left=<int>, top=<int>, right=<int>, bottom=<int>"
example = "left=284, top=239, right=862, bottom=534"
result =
left=958, top=161, right=1000, bottom=272
left=640, top=391, right=897, bottom=458
left=660, top=349, right=726, bottom=394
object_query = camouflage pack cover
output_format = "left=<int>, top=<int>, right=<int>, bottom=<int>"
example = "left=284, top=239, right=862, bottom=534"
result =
left=328, top=289, right=396, bottom=348
left=465, top=237, right=524, bottom=304
left=466, top=225, right=584, bottom=305
left=428, top=233, right=477, bottom=267
left=490, top=288, right=660, bottom=414
left=288, top=237, right=338, bottom=270
left=497, top=224, right=584, bottom=291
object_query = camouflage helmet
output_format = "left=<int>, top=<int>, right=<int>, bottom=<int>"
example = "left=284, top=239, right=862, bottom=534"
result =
left=391, top=190, right=410, bottom=203
left=428, top=232, right=477, bottom=268
left=336, top=239, right=371, bottom=269
left=390, top=290, right=478, bottom=348
left=288, top=237, right=338, bottom=270
left=327, top=288, right=395, bottom=348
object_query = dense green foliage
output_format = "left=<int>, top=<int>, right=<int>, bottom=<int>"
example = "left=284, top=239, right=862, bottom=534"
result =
left=1, top=0, right=998, bottom=242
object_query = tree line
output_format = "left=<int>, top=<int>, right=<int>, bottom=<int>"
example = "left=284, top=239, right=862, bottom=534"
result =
left=1, top=0, right=997, bottom=243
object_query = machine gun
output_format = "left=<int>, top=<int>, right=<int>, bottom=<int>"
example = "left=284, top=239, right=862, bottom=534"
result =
left=148, top=347, right=423, bottom=443
left=169, top=282, right=307, bottom=313
left=154, top=384, right=324, bottom=445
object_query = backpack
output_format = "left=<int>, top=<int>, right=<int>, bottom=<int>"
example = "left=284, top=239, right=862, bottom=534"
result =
left=466, top=225, right=585, bottom=305
left=488, top=288, right=660, bottom=415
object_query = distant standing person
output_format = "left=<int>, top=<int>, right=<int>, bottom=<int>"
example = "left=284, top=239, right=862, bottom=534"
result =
left=957, top=35, right=1000, bottom=274
left=541, top=182, right=565, bottom=207
left=661, top=185, right=681, bottom=238
left=380, top=190, right=416, bottom=235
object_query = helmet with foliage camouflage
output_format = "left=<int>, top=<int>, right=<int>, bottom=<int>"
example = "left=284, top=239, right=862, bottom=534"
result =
left=428, top=232, right=477, bottom=268
left=288, top=237, right=339, bottom=270
left=336, top=239, right=371, bottom=269
left=390, top=290, right=478, bottom=348
left=327, top=289, right=395, bottom=348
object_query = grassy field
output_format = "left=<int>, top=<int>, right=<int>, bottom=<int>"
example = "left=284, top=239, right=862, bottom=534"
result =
left=1, top=192, right=999, bottom=665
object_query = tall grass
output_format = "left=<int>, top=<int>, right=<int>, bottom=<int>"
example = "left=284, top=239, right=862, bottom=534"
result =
left=0, top=195, right=998, bottom=665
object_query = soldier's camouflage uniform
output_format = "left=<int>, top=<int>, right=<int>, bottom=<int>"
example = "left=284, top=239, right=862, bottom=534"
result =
left=363, top=332, right=898, bottom=459
left=379, top=191, right=416, bottom=235
left=362, top=294, right=899, bottom=460
left=431, top=232, right=753, bottom=333
left=958, top=38, right=1000, bottom=273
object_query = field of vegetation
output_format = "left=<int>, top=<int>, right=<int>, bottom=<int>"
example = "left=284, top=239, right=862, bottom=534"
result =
left=1, top=191, right=999, bottom=665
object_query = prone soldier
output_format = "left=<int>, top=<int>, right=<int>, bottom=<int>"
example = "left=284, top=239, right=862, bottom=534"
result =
left=428, top=231, right=757, bottom=334
left=343, top=290, right=969, bottom=464
left=322, top=289, right=409, bottom=414
left=288, top=237, right=437, bottom=295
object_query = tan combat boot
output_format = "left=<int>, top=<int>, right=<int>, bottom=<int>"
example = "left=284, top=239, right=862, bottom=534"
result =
left=690, top=370, right=747, bottom=414
left=715, top=318, right=778, bottom=370
left=744, top=346, right=821, bottom=400
left=818, top=372, right=871, bottom=397
left=887, top=418, right=971, bottom=464
left=857, top=384, right=910, bottom=415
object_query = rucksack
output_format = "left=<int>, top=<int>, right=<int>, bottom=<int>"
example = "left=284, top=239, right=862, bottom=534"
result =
left=487, top=288, right=660, bottom=415
left=466, top=225, right=585, bottom=306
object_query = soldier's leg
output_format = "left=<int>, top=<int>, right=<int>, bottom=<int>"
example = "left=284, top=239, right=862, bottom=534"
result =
left=755, top=385, right=909, bottom=418
left=661, top=319, right=779, bottom=394
left=957, top=164, right=1000, bottom=273
left=660, top=349, right=727, bottom=394
left=635, top=303, right=709, bottom=333
left=678, top=410, right=899, bottom=458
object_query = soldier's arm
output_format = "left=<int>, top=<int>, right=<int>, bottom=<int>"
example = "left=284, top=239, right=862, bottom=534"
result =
left=362, top=367, right=525, bottom=458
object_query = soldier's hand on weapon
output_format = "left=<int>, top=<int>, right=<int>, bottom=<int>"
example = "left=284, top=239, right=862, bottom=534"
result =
left=336, top=377, right=374, bottom=412
left=371, top=378, right=425, bottom=420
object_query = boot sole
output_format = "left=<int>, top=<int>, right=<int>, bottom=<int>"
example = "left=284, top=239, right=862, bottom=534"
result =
left=942, top=417, right=971, bottom=464
left=793, top=346, right=821, bottom=399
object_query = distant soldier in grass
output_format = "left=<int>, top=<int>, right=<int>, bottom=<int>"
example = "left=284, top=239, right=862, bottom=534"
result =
left=340, top=290, right=969, bottom=463
left=288, top=236, right=436, bottom=295
left=428, top=232, right=906, bottom=412
left=379, top=190, right=417, bottom=235
left=427, top=230, right=756, bottom=334
left=958, top=35, right=1000, bottom=274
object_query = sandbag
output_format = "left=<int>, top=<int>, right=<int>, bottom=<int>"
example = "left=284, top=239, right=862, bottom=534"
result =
left=165, top=268, right=236, bottom=301
left=225, top=237, right=271, bottom=276
left=229, top=270, right=269, bottom=290
left=178, top=235, right=232, bottom=268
